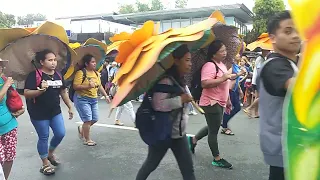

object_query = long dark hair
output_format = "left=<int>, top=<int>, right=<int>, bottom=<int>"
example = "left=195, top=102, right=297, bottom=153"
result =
left=165, top=44, right=190, bottom=87
left=207, top=40, right=224, bottom=62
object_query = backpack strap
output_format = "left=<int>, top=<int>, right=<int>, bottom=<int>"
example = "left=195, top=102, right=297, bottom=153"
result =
left=55, top=71, right=62, bottom=80
left=81, top=69, right=87, bottom=84
left=150, top=75, right=183, bottom=94
left=35, top=69, right=43, bottom=87
left=212, top=61, right=219, bottom=79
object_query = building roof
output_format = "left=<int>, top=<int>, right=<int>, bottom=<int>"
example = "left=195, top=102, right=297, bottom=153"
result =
left=55, top=3, right=253, bottom=24
left=111, top=3, right=253, bottom=24
left=56, top=13, right=118, bottom=21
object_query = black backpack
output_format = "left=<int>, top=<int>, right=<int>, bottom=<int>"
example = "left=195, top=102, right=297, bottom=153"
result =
left=135, top=76, right=183, bottom=146
left=190, top=61, right=219, bottom=101
left=68, top=69, right=98, bottom=102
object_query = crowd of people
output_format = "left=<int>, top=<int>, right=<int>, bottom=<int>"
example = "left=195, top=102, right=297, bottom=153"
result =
left=0, top=10, right=301, bottom=180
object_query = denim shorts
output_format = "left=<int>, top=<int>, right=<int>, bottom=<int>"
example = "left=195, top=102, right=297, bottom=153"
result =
left=74, top=94, right=99, bottom=122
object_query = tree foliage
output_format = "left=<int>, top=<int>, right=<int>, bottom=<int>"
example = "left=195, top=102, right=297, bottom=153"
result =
left=0, top=11, right=15, bottom=28
left=119, top=4, right=136, bottom=14
left=118, top=0, right=165, bottom=14
left=175, top=0, right=188, bottom=8
left=244, top=0, right=285, bottom=43
left=136, top=1, right=151, bottom=12
left=17, top=13, right=46, bottom=26
left=150, top=0, right=164, bottom=11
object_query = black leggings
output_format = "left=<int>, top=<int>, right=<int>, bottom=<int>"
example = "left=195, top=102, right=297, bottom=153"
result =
left=136, top=136, right=196, bottom=180
left=269, top=166, right=284, bottom=180
left=195, top=104, right=224, bottom=157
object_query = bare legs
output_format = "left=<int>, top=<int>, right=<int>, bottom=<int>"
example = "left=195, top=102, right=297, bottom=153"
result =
left=2, top=161, right=13, bottom=179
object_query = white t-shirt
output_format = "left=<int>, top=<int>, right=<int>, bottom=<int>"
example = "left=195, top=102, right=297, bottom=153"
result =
left=252, top=56, right=265, bottom=85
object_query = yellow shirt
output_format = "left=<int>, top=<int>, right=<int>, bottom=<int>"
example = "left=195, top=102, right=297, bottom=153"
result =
left=73, top=70, right=101, bottom=98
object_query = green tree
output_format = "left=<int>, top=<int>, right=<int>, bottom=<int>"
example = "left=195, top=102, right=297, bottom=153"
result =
left=118, top=0, right=165, bottom=14
left=245, top=0, right=285, bottom=43
left=17, top=13, right=46, bottom=26
left=0, top=12, right=15, bottom=28
left=136, top=1, right=151, bottom=12
left=119, top=4, right=136, bottom=14
left=150, top=0, right=164, bottom=11
left=175, top=0, right=188, bottom=8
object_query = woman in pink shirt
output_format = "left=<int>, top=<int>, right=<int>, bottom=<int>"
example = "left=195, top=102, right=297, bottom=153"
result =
left=189, top=40, right=236, bottom=169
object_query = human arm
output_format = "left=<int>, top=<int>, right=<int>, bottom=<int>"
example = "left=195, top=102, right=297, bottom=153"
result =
left=72, top=71, right=93, bottom=91
left=0, top=77, right=14, bottom=101
left=60, top=88, right=74, bottom=120
left=152, top=78, right=192, bottom=112
left=23, top=72, right=48, bottom=99
left=99, top=85, right=110, bottom=103
left=284, top=78, right=296, bottom=90
left=201, top=63, right=231, bottom=89
left=261, top=59, right=295, bottom=96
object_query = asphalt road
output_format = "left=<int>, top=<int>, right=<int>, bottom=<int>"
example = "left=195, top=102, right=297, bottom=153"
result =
left=10, top=99, right=268, bottom=180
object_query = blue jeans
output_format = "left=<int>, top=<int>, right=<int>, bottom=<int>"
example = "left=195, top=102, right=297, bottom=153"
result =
left=74, top=94, right=99, bottom=122
left=222, top=89, right=241, bottom=128
left=31, top=113, right=65, bottom=159
left=188, top=102, right=195, bottom=112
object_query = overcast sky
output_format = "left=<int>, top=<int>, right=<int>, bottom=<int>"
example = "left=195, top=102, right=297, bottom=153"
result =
left=1, top=0, right=289, bottom=19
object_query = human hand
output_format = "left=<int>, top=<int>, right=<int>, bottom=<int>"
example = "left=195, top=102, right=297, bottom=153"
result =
left=41, top=80, right=49, bottom=89
left=68, top=108, right=74, bottom=120
left=4, top=77, right=14, bottom=87
left=239, top=90, right=244, bottom=99
left=11, top=107, right=25, bottom=118
left=239, top=67, right=247, bottom=75
left=229, top=74, right=238, bottom=80
left=181, top=93, right=193, bottom=103
left=222, top=73, right=232, bottom=80
left=105, top=96, right=111, bottom=103
left=88, top=80, right=96, bottom=88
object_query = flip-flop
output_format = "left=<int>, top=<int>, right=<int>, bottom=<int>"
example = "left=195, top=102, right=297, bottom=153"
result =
left=48, top=156, right=60, bottom=166
left=40, top=165, right=55, bottom=176
left=83, top=141, right=97, bottom=146
left=243, top=109, right=254, bottom=118
left=221, top=129, right=235, bottom=136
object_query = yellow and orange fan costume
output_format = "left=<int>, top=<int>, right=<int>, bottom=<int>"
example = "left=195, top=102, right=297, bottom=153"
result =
left=247, top=33, right=273, bottom=51
left=0, top=22, right=77, bottom=89
left=110, top=11, right=242, bottom=114
left=284, top=0, right=320, bottom=179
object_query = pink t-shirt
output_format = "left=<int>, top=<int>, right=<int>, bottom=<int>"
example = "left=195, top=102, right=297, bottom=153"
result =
left=199, top=62, right=230, bottom=107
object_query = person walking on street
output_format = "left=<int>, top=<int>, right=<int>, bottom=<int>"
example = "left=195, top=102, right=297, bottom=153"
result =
left=24, top=49, right=74, bottom=176
left=259, top=11, right=300, bottom=180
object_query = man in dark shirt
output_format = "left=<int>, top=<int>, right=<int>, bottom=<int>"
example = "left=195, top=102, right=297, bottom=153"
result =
left=258, top=11, right=301, bottom=180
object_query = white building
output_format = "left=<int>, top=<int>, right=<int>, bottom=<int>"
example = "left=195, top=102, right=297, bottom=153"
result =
left=55, top=13, right=135, bottom=34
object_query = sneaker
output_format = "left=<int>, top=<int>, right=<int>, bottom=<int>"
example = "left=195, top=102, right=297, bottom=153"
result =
left=189, top=111, right=198, bottom=115
left=187, top=136, right=196, bottom=154
left=212, top=158, right=233, bottom=169
left=114, top=120, right=124, bottom=126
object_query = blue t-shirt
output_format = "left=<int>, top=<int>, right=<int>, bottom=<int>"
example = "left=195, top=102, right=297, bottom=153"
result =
left=0, top=78, right=18, bottom=135
left=232, top=63, right=241, bottom=92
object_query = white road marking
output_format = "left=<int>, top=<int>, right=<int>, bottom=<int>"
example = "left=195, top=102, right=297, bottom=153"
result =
left=75, top=122, right=195, bottom=136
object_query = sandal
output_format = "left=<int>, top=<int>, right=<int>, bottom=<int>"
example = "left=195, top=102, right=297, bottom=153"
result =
left=40, top=165, right=55, bottom=176
left=48, top=156, right=60, bottom=166
left=83, top=140, right=97, bottom=146
left=243, top=109, right=254, bottom=118
left=221, top=129, right=235, bottom=136
left=114, top=120, right=124, bottom=126
left=77, top=125, right=83, bottom=140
